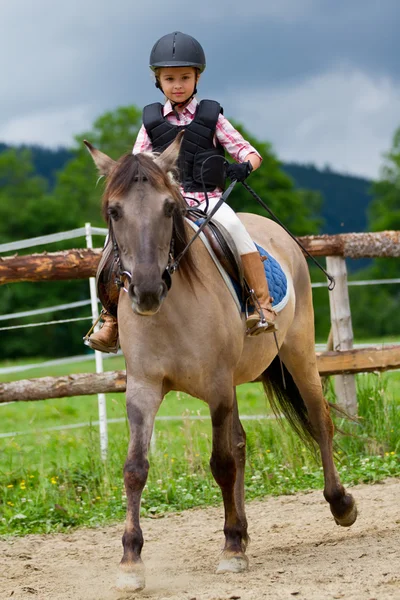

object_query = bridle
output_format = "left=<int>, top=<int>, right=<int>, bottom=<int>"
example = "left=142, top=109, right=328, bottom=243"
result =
left=109, top=219, right=175, bottom=294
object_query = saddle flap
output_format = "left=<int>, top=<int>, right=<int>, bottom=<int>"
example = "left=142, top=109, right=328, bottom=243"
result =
left=96, top=236, right=119, bottom=318
left=186, top=211, right=244, bottom=287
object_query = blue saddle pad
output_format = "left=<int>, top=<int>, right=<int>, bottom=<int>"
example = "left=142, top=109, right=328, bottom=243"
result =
left=193, top=218, right=287, bottom=313
left=255, top=244, right=287, bottom=307
left=230, top=243, right=287, bottom=313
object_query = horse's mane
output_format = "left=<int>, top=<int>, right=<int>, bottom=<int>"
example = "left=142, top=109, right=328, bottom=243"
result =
left=102, top=152, right=196, bottom=285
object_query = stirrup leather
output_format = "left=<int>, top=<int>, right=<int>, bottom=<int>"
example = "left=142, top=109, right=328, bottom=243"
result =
left=82, top=309, right=105, bottom=343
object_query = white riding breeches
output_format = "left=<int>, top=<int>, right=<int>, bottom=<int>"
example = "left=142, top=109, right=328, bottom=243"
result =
left=201, top=197, right=257, bottom=256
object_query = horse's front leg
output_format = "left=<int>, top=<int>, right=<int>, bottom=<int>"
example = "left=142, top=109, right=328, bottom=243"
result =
left=208, top=386, right=249, bottom=574
left=116, top=380, right=162, bottom=592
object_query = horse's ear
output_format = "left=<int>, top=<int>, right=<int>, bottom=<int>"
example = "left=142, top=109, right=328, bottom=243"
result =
left=83, top=140, right=116, bottom=176
left=154, top=130, right=184, bottom=173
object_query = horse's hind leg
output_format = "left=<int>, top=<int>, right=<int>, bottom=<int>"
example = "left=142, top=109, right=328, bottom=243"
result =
left=116, top=380, right=162, bottom=592
left=208, top=385, right=249, bottom=574
left=278, top=340, right=357, bottom=527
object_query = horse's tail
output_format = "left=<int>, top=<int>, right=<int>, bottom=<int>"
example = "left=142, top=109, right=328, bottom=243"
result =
left=260, top=356, right=318, bottom=452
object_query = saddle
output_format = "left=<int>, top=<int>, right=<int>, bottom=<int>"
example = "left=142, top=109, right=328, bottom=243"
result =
left=96, top=215, right=245, bottom=318
left=185, top=209, right=244, bottom=286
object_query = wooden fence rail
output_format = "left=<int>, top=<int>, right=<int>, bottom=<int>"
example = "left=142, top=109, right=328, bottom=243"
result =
left=1, top=230, right=399, bottom=284
left=1, top=346, right=399, bottom=403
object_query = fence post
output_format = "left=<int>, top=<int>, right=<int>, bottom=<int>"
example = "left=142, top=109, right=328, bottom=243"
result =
left=85, top=223, right=108, bottom=460
left=326, top=256, right=358, bottom=415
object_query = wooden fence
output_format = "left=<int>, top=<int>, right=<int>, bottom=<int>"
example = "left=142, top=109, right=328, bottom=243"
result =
left=1, top=230, right=399, bottom=284
left=1, top=230, right=399, bottom=414
left=1, top=345, right=399, bottom=404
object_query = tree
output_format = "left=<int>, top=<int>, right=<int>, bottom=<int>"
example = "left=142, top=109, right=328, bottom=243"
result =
left=226, top=123, right=323, bottom=236
left=0, top=148, right=49, bottom=242
left=368, top=129, right=400, bottom=281
left=52, top=106, right=143, bottom=227
left=349, top=128, right=400, bottom=339
left=0, top=149, right=89, bottom=359
left=369, top=128, right=400, bottom=233
left=1, top=105, right=326, bottom=359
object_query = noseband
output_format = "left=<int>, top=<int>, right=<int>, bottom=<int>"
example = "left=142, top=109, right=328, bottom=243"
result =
left=109, top=221, right=174, bottom=294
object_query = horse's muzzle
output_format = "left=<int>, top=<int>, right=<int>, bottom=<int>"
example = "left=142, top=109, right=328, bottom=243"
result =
left=129, top=281, right=168, bottom=315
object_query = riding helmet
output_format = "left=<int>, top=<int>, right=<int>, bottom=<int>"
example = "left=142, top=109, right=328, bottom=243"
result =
left=150, top=32, right=206, bottom=73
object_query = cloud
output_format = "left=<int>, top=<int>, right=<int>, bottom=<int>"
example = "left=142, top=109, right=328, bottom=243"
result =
left=0, top=106, right=92, bottom=147
left=1, top=0, right=400, bottom=177
left=226, top=67, right=400, bottom=178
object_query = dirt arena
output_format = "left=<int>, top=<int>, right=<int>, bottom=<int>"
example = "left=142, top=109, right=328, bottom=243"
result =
left=1, top=479, right=399, bottom=600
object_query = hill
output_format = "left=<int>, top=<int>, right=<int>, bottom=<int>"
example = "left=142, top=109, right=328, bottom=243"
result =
left=283, top=163, right=373, bottom=235
left=0, top=142, right=72, bottom=187
left=0, top=143, right=373, bottom=234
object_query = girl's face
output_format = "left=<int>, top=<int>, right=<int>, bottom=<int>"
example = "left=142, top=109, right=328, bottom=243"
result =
left=158, top=67, right=198, bottom=104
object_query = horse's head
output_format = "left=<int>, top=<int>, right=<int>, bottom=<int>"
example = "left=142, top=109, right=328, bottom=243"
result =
left=85, top=134, right=191, bottom=316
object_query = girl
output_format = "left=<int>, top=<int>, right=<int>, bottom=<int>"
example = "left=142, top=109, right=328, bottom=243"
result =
left=87, top=31, right=276, bottom=353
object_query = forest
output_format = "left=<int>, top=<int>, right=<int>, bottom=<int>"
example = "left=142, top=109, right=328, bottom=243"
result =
left=0, top=105, right=399, bottom=359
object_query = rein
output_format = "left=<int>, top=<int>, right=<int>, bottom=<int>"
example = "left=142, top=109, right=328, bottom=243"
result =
left=108, top=156, right=334, bottom=293
left=241, top=182, right=336, bottom=290
left=168, top=178, right=237, bottom=274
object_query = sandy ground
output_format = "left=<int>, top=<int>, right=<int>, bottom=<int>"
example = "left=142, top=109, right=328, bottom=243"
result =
left=1, top=479, right=400, bottom=600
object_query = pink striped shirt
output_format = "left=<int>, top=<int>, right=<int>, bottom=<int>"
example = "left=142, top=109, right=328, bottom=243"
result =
left=132, top=98, right=262, bottom=207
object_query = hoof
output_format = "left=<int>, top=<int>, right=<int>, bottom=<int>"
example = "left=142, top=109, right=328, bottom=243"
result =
left=331, top=494, right=358, bottom=527
left=116, top=564, right=145, bottom=592
left=216, top=552, right=249, bottom=574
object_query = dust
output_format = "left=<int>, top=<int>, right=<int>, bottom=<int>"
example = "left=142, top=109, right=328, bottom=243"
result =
left=1, top=479, right=399, bottom=600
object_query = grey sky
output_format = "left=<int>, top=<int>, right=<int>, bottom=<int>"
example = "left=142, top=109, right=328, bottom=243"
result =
left=1, top=0, right=399, bottom=178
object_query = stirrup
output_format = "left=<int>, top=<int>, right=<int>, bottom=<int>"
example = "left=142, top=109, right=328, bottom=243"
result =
left=246, top=318, right=277, bottom=336
left=82, top=309, right=119, bottom=354
left=84, top=337, right=119, bottom=354
left=245, top=291, right=277, bottom=336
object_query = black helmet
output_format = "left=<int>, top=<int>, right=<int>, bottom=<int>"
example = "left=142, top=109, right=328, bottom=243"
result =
left=150, top=32, right=206, bottom=73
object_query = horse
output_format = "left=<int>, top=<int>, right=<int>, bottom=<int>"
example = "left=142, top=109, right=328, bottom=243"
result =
left=85, top=136, right=357, bottom=592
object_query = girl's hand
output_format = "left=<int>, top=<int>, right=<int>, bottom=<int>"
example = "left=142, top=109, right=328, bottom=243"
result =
left=226, top=161, right=253, bottom=182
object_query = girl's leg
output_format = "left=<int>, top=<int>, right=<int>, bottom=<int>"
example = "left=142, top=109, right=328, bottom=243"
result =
left=84, top=309, right=119, bottom=353
left=84, top=233, right=119, bottom=353
left=204, top=199, right=276, bottom=334
left=204, top=198, right=257, bottom=256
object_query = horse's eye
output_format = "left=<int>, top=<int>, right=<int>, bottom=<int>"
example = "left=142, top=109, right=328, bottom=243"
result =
left=163, top=199, right=175, bottom=218
left=108, top=204, right=122, bottom=221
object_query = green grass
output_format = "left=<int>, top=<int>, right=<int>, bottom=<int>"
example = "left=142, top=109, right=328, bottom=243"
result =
left=0, top=355, right=399, bottom=536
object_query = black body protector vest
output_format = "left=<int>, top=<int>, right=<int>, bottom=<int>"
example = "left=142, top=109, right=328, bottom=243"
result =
left=142, top=100, right=226, bottom=193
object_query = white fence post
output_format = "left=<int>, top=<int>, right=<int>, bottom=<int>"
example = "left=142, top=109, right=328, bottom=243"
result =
left=326, top=256, right=358, bottom=415
left=85, top=223, right=108, bottom=460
